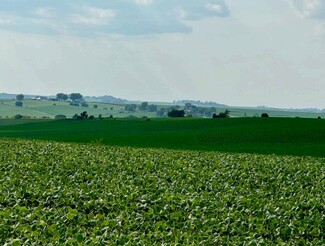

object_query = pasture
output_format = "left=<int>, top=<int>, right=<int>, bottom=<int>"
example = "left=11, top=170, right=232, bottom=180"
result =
left=1, top=99, right=324, bottom=119
left=0, top=117, right=324, bottom=157
left=0, top=139, right=323, bottom=244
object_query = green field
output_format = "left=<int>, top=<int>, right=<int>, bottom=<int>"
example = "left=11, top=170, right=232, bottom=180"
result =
left=0, top=139, right=323, bottom=244
left=1, top=99, right=324, bottom=119
left=0, top=117, right=324, bottom=157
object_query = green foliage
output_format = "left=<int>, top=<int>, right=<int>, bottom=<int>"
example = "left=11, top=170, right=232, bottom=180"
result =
left=139, top=102, right=148, bottom=111
left=156, top=108, right=166, bottom=117
left=213, top=110, right=230, bottom=118
left=69, top=102, right=80, bottom=107
left=81, top=102, right=89, bottom=107
left=54, top=114, right=67, bottom=120
left=16, top=94, right=24, bottom=101
left=69, top=93, right=83, bottom=101
left=56, top=93, right=68, bottom=101
left=168, top=109, right=185, bottom=117
left=15, top=101, right=23, bottom=107
left=1, top=118, right=325, bottom=157
left=124, top=104, right=137, bottom=112
left=148, top=104, right=158, bottom=112
left=0, top=139, right=323, bottom=244
left=14, top=114, right=23, bottom=119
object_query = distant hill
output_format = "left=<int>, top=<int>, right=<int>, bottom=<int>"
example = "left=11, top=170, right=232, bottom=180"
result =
left=84, top=95, right=128, bottom=104
left=0, top=93, right=38, bottom=100
left=174, top=100, right=227, bottom=107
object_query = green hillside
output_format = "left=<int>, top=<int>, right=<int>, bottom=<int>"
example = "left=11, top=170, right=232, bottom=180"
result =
left=1, top=99, right=324, bottom=119
left=0, top=117, right=324, bottom=157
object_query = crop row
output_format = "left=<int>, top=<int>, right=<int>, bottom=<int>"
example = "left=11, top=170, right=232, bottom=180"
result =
left=0, top=139, right=324, bottom=245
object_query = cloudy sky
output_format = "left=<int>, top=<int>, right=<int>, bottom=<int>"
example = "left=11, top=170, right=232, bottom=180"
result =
left=0, top=0, right=324, bottom=108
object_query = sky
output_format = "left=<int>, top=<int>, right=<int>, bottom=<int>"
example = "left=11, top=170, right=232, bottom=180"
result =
left=0, top=0, right=324, bottom=108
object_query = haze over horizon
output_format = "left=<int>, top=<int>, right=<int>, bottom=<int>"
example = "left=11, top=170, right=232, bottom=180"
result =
left=0, top=0, right=324, bottom=108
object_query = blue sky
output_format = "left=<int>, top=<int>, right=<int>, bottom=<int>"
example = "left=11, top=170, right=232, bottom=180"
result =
left=0, top=0, right=324, bottom=108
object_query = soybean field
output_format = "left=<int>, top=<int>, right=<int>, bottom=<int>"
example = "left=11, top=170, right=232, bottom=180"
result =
left=0, top=139, right=323, bottom=245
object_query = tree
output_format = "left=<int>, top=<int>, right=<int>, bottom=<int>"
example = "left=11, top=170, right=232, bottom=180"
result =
left=93, top=104, right=98, bottom=109
left=168, top=109, right=185, bottom=118
left=213, top=110, right=230, bottom=118
left=16, top=94, right=24, bottom=101
left=69, top=101, right=80, bottom=107
left=56, top=93, right=68, bottom=101
left=156, top=108, right=166, bottom=117
left=69, top=93, right=83, bottom=101
left=185, top=103, right=192, bottom=111
left=148, top=104, right=157, bottom=112
left=55, top=114, right=67, bottom=120
left=124, top=104, right=137, bottom=112
left=139, top=102, right=149, bottom=111
left=72, top=114, right=82, bottom=120
left=15, top=101, right=23, bottom=107
left=80, top=111, right=88, bottom=119
left=14, top=114, right=23, bottom=119
left=261, top=113, right=269, bottom=118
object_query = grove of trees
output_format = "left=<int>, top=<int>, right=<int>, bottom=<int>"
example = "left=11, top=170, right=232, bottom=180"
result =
left=213, top=110, right=230, bottom=118
left=16, top=94, right=24, bottom=101
left=124, top=104, right=137, bottom=112
left=168, top=109, right=185, bottom=118
left=56, top=93, right=69, bottom=101
left=69, top=93, right=83, bottom=102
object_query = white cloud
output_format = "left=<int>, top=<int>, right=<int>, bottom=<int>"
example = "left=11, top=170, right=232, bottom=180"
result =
left=0, top=0, right=230, bottom=36
left=287, top=0, right=325, bottom=19
left=0, top=18, right=14, bottom=25
left=71, top=8, right=115, bottom=26
left=35, top=8, right=56, bottom=18
left=206, top=3, right=223, bottom=14
left=135, top=0, right=153, bottom=6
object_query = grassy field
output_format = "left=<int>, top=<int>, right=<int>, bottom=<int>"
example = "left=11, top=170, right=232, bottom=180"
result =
left=0, top=117, right=324, bottom=157
left=1, top=99, right=324, bottom=119
left=0, top=139, right=323, bottom=244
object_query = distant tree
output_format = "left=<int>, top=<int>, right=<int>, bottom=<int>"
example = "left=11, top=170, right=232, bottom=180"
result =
left=69, top=102, right=80, bottom=107
left=81, top=102, right=89, bottom=107
left=139, top=102, right=149, bottom=111
left=89, top=115, right=95, bottom=120
left=14, top=114, right=23, bottom=119
left=148, top=104, right=157, bottom=112
left=16, top=94, right=24, bottom=101
left=69, top=93, right=83, bottom=101
left=124, top=104, right=137, bottom=112
left=72, top=114, right=82, bottom=120
left=156, top=108, right=166, bottom=117
left=184, top=103, right=192, bottom=111
left=98, top=114, right=103, bottom=119
left=56, top=93, right=68, bottom=101
left=93, top=104, right=98, bottom=109
left=15, top=101, right=23, bottom=107
left=318, top=116, right=321, bottom=119
left=80, top=111, right=88, bottom=119
left=212, top=110, right=230, bottom=119
left=261, top=113, right=269, bottom=118
left=168, top=109, right=185, bottom=118
left=55, top=114, right=67, bottom=120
